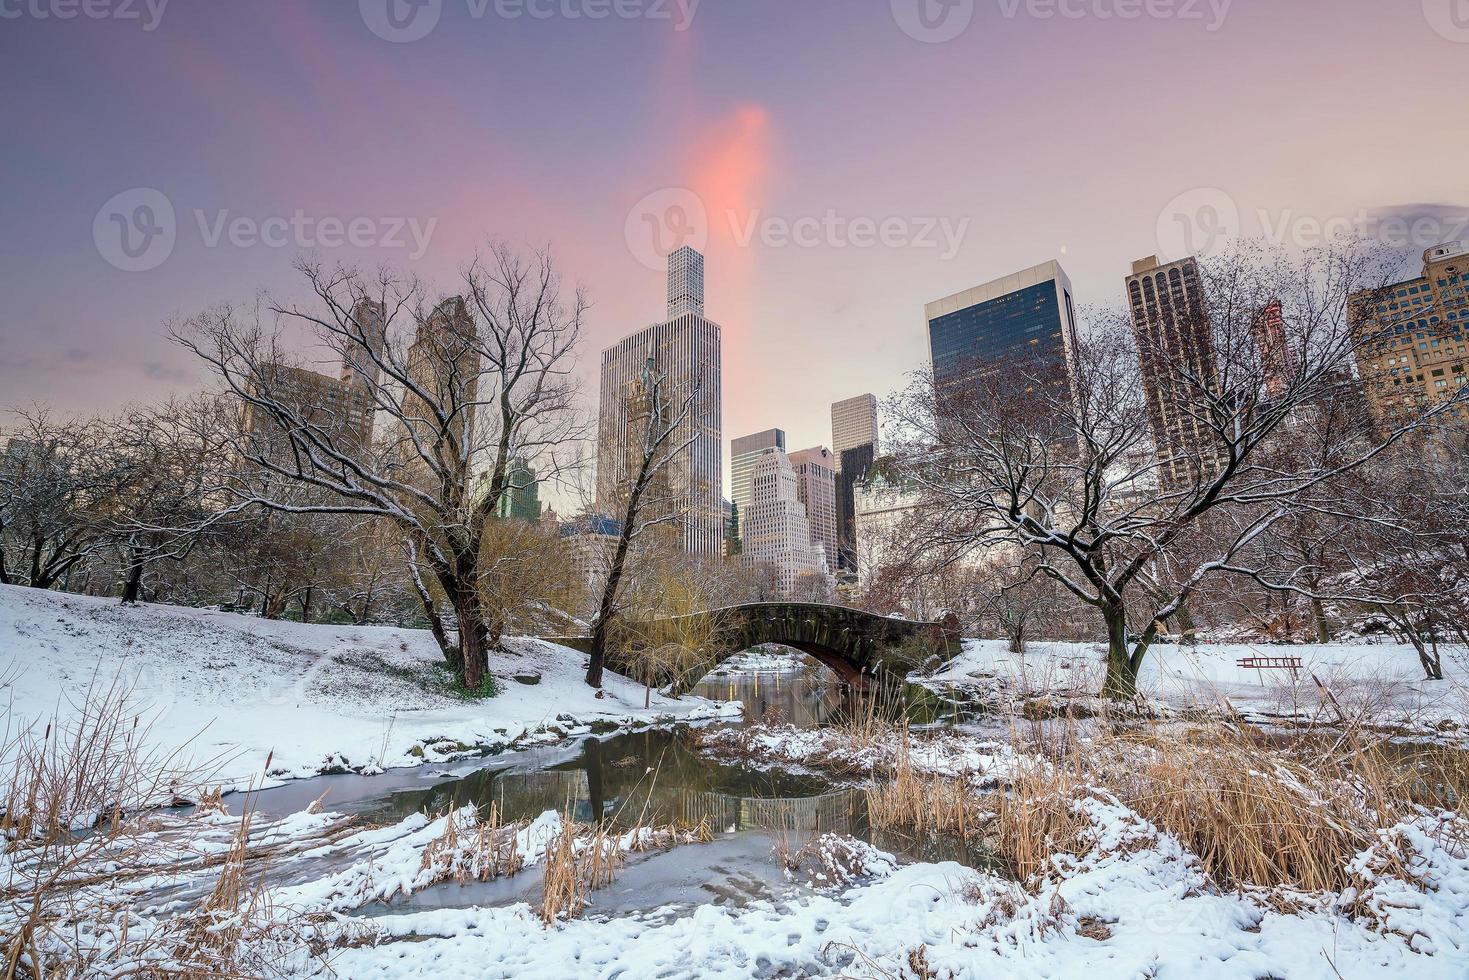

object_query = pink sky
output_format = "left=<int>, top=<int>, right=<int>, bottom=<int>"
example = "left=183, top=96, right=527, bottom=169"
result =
left=2, top=0, right=1467, bottom=495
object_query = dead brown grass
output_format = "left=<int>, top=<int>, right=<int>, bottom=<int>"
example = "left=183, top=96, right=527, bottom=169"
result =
left=539, top=814, right=625, bottom=926
left=865, top=741, right=985, bottom=840
left=989, top=717, right=1469, bottom=894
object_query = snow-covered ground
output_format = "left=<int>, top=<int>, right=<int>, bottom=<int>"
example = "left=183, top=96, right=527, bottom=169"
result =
left=11, top=586, right=1469, bottom=977
left=0, top=584, right=738, bottom=791
left=926, top=638, right=1469, bottom=732
left=21, top=781, right=1467, bottom=978
left=315, top=796, right=1469, bottom=979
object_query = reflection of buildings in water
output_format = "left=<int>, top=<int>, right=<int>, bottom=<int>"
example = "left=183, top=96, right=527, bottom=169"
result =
left=694, top=668, right=855, bottom=729
left=680, top=788, right=862, bottom=835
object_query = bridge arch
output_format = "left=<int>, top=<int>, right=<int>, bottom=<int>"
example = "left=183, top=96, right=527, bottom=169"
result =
left=545, top=602, right=961, bottom=696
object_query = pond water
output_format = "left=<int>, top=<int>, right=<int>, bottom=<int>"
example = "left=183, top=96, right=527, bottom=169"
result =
left=246, top=652, right=997, bottom=919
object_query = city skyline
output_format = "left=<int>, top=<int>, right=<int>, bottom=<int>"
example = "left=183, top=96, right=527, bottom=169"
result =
left=4, top=0, right=1467, bottom=471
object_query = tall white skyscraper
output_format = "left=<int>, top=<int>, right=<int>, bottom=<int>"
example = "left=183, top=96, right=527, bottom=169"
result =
left=742, top=450, right=829, bottom=596
left=730, top=427, right=785, bottom=527
left=596, top=246, right=723, bottom=555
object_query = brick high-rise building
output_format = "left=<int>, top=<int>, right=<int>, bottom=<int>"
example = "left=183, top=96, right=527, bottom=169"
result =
left=398, top=296, right=481, bottom=491
left=1250, top=298, right=1296, bottom=397
left=340, top=298, right=388, bottom=390
left=1352, top=241, right=1469, bottom=431
left=1125, top=254, right=1220, bottom=483
left=241, top=302, right=384, bottom=463
left=789, top=446, right=838, bottom=574
left=596, top=246, right=723, bottom=555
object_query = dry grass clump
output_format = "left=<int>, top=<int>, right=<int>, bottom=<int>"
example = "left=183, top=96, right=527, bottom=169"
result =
left=989, top=718, right=1469, bottom=894
left=1, top=673, right=215, bottom=842
left=539, top=815, right=624, bottom=926
left=865, top=743, right=985, bottom=840
left=418, top=803, right=526, bottom=886
left=2, top=683, right=324, bottom=980
left=991, top=763, right=1092, bottom=882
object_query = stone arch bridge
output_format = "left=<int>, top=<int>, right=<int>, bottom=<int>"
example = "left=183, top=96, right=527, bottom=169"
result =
left=544, top=603, right=962, bottom=696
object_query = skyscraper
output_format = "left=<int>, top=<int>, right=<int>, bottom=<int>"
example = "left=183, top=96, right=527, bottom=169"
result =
left=1352, top=241, right=1469, bottom=431
left=830, top=395, right=879, bottom=574
left=492, top=456, right=540, bottom=521
left=1251, top=298, right=1295, bottom=397
left=1125, top=255, right=1219, bottom=482
left=666, top=245, right=705, bottom=319
left=924, top=259, right=1080, bottom=392
left=789, top=446, right=838, bottom=573
left=241, top=303, right=384, bottom=464
left=730, top=427, right=785, bottom=530
left=340, top=298, right=388, bottom=390
left=835, top=443, right=875, bottom=574
left=596, top=246, right=723, bottom=554
left=742, top=450, right=829, bottom=597
left=406, top=296, right=481, bottom=423
left=830, top=394, right=878, bottom=469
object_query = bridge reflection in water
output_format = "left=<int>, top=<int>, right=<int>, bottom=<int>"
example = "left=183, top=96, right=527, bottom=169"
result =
left=680, top=788, right=862, bottom=835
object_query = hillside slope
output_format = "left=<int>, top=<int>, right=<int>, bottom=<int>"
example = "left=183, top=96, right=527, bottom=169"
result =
left=0, top=585, right=737, bottom=791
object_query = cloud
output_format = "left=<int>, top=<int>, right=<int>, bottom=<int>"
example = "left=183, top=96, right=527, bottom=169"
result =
left=141, top=361, right=198, bottom=384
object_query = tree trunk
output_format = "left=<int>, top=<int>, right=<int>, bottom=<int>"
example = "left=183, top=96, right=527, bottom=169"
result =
left=587, top=484, right=645, bottom=689
left=299, top=585, right=314, bottom=624
left=449, top=581, right=491, bottom=692
left=1311, top=597, right=1332, bottom=643
left=1174, top=604, right=1198, bottom=646
left=120, top=552, right=145, bottom=604
left=1100, top=604, right=1138, bottom=700
left=408, top=555, right=458, bottom=668
left=1007, top=618, right=1025, bottom=654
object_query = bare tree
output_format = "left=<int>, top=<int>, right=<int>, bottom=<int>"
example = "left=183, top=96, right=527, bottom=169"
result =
left=105, top=395, right=234, bottom=604
left=0, top=410, right=119, bottom=590
left=889, top=241, right=1465, bottom=699
left=980, top=553, right=1071, bottom=653
left=175, top=244, right=586, bottom=691
left=584, top=354, right=702, bottom=688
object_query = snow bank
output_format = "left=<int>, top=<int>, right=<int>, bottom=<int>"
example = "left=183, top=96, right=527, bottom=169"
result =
left=925, top=637, right=1469, bottom=730
left=0, top=584, right=738, bottom=792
